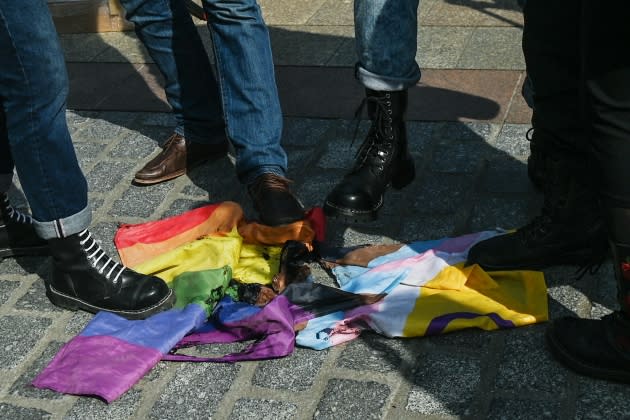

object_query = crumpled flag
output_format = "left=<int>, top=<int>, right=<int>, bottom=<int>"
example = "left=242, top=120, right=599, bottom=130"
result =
left=114, top=202, right=324, bottom=285
left=32, top=304, right=208, bottom=403
left=171, top=266, right=236, bottom=314
left=296, top=230, right=549, bottom=349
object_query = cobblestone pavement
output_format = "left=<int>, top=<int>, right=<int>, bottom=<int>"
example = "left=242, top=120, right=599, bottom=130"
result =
left=2, top=0, right=630, bottom=419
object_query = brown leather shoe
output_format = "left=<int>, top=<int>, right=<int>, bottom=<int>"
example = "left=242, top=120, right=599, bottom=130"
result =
left=248, top=174, right=305, bottom=226
left=133, top=134, right=228, bottom=185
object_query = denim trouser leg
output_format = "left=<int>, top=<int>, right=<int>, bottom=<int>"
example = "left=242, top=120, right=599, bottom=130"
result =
left=354, top=0, right=421, bottom=91
left=0, top=0, right=91, bottom=239
left=118, top=0, right=227, bottom=145
left=202, top=0, right=287, bottom=184
left=0, top=109, right=14, bottom=192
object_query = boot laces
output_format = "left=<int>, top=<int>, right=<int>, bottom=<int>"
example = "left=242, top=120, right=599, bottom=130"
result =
left=78, top=229, right=125, bottom=283
left=525, top=127, right=534, bottom=142
left=351, top=94, right=395, bottom=168
left=2, top=195, right=33, bottom=224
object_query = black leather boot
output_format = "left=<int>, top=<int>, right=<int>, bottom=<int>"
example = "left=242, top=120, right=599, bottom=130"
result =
left=466, top=155, right=608, bottom=270
left=324, top=89, right=415, bottom=223
left=0, top=193, right=49, bottom=259
left=46, top=229, right=174, bottom=319
left=546, top=208, right=630, bottom=383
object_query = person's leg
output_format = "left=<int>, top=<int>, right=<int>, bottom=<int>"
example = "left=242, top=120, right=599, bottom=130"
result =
left=118, top=0, right=229, bottom=185
left=201, top=0, right=303, bottom=225
left=466, top=0, right=608, bottom=271
left=0, top=0, right=173, bottom=318
left=324, top=0, right=419, bottom=222
left=546, top=1, right=630, bottom=383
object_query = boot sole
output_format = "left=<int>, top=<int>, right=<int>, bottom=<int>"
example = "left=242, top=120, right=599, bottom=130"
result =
left=324, top=159, right=415, bottom=224
left=45, top=283, right=176, bottom=320
left=470, top=246, right=608, bottom=272
left=323, top=198, right=381, bottom=224
left=133, top=169, right=186, bottom=186
left=546, top=324, right=630, bottom=383
left=0, top=246, right=50, bottom=259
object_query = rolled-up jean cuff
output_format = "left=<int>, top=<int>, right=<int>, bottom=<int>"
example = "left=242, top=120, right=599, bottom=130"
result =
left=356, top=65, right=420, bottom=91
left=32, top=203, right=92, bottom=240
left=241, top=165, right=286, bottom=186
left=0, top=173, right=13, bottom=193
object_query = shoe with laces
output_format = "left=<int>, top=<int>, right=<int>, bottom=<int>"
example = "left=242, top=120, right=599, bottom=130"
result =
left=0, top=193, right=49, bottom=259
left=46, top=229, right=174, bottom=319
left=248, top=173, right=305, bottom=226
left=323, top=89, right=415, bottom=223
left=466, top=155, right=608, bottom=271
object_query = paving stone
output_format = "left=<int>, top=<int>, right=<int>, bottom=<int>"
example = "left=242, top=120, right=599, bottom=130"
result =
left=0, top=256, right=47, bottom=276
left=181, top=158, right=241, bottom=202
left=86, top=161, right=136, bottom=193
left=314, top=379, right=390, bottom=420
left=487, top=399, right=560, bottom=420
left=437, top=121, right=497, bottom=143
left=94, top=32, right=152, bottom=64
left=406, top=353, right=480, bottom=416
left=74, top=142, right=108, bottom=169
left=9, top=341, right=65, bottom=399
left=108, top=132, right=159, bottom=159
left=110, top=183, right=175, bottom=219
left=418, top=26, right=473, bottom=69
left=482, top=159, right=534, bottom=194
left=59, top=33, right=111, bottom=62
left=493, top=123, right=532, bottom=157
left=65, top=311, right=94, bottom=336
left=409, top=172, right=473, bottom=215
left=73, top=119, right=126, bottom=142
left=425, top=328, right=494, bottom=350
left=0, top=403, right=52, bottom=419
left=0, top=315, right=52, bottom=368
left=64, top=389, right=142, bottom=420
left=14, top=279, right=65, bottom=313
left=407, top=121, right=440, bottom=156
left=469, top=197, right=531, bottom=232
left=252, top=346, right=328, bottom=391
left=282, top=118, right=339, bottom=148
left=162, top=199, right=209, bottom=218
left=229, top=399, right=298, bottom=420
left=134, top=112, right=177, bottom=128
left=575, top=379, right=630, bottom=419
left=494, top=326, right=569, bottom=395
left=431, top=141, right=488, bottom=173
left=0, top=280, right=19, bottom=305
left=396, top=214, right=457, bottom=243
left=547, top=284, right=592, bottom=319
left=316, top=121, right=368, bottom=170
left=260, top=0, right=328, bottom=25
left=149, top=363, right=239, bottom=419
left=269, top=25, right=350, bottom=66
left=458, top=27, right=526, bottom=70
left=337, top=332, right=421, bottom=373
left=306, top=0, right=353, bottom=25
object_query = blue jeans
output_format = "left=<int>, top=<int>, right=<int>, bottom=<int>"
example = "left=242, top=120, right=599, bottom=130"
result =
left=354, top=0, right=421, bottom=91
left=0, top=0, right=91, bottom=239
left=119, top=0, right=287, bottom=184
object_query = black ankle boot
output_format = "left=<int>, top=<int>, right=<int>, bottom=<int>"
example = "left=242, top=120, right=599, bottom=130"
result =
left=46, top=230, right=174, bottom=319
left=546, top=312, right=630, bottom=383
left=546, top=210, right=630, bottom=383
left=466, top=155, right=608, bottom=270
left=0, top=193, right=49, bottom=259
left=324, top=89, right=415, bottom=223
